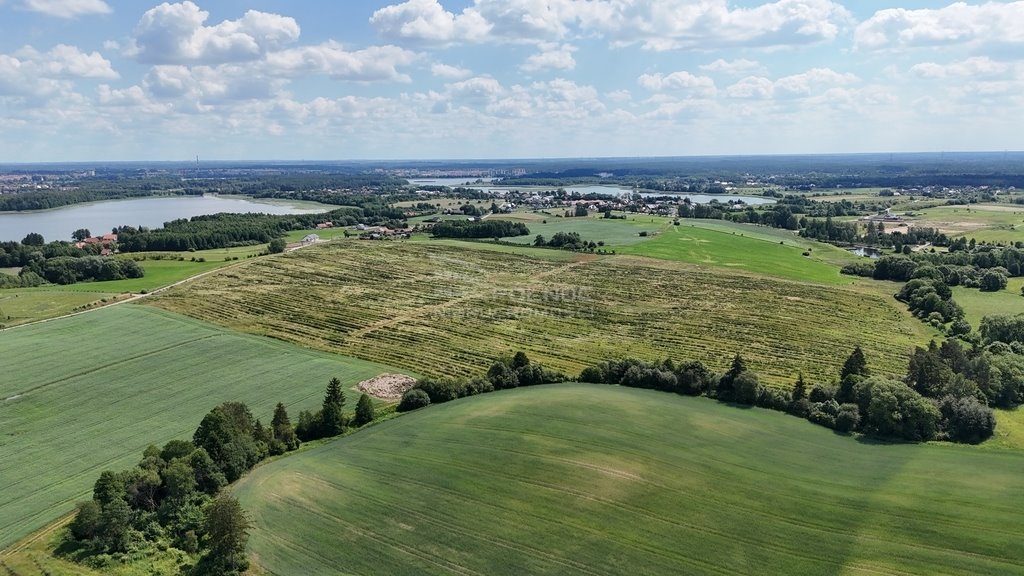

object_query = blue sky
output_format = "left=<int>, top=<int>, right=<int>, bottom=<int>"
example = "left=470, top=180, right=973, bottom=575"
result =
left=0, top=0, right=1022, bottom=161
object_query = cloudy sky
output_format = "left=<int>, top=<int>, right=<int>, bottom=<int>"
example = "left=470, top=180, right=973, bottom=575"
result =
left=0, top=0, right=1022, bottom=161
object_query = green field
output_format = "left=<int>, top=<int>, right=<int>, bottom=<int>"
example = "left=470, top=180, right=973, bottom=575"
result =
left=0, top=305, right=400, bottom=550
left=613, top=223, right=852, bottom=284
left=0, top=288, right=123, bottom=328
left=952, top=278, right=1024, bottom=327
left=149, top=240, right=934, bottom=388
left=908, top=204, right=1024, bottom=244
left=0, top=246, right=266, bottom=326
left=234, top=384, right=1024, bottom=575
left=495, top=213, right=670, bottom=246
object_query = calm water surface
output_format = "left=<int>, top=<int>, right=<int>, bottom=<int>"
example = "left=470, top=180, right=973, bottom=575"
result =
left=0, top=195, right=328, bottom=242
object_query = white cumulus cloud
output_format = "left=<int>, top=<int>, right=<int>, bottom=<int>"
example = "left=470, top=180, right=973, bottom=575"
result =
left=700, top=59, right=767, bottom=76
left=911, top=57, right=1011, bottom=79
left=725, top=68, right=858, bottom=99
left=370, top=0, right=491, bottom=46
left=855, top=2, right=1024, bottom=52
left=371, top=0, right=851, bottom=50
left=265, top=43, right=419, bottom=82
left=638, top=71, right=717, bottom=97
left=431, top=62, right=472, bottom=79
left=128, top=1, right=301, bottom=64
left=521, top=44, right=576, bottom=73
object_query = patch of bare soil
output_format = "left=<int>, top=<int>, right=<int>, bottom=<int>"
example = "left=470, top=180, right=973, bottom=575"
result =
left=356, top=373, right=417, bottom=400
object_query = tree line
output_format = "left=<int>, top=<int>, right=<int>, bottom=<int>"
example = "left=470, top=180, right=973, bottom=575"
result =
left=429, top=219, right=530, bottom=239
left=397, top=345, right=1013, bottom=445
left=397, top=352, right=565, bottom=411
left=116, top=202, right=412, bottom=252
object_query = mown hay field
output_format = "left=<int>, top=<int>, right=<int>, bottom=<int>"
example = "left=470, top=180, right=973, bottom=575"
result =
left=235, top=384, right=1024, bottom=576
left=150, top=241, right=935, bottom=388
left=0, top=305, right=397, bottom=550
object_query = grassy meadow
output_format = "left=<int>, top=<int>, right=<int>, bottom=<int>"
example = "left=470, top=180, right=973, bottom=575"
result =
left=149, top=240, right=935, bottom=388
left=0, top=289, right=115, bottom=328
left=0, top=305, right=400, bottom=550
left=908, top=204, right=1024, bottom=243
left=235, top=384, right=1024, bottom=576
left=613, top=223, right=849, bottom=284
left=953, top=278, right=1024, bottom=327
left=0, top=246, right=268, bottom=327
left=494, top=212, right=670, bottom=246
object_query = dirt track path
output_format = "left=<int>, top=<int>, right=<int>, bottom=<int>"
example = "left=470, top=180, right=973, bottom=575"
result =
left=0, top=241, right=328, bottom=334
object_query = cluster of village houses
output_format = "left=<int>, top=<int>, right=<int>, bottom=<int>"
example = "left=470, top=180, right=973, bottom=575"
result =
left=73, top=233, right=118, bottom=256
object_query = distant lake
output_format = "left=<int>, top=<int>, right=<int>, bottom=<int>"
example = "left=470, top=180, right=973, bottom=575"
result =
left=411, top=178, right=774, bottom=206
left=409, top=177, right=496, bottom=187
left=0, top=195, right=329, bottom=243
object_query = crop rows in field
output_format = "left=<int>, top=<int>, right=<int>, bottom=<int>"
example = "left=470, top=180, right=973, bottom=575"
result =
left=234, top=385, right=1024, bottom=576
left=151, top=241, right=929, bottom=387
left=0, top=305, right=395, bottom=550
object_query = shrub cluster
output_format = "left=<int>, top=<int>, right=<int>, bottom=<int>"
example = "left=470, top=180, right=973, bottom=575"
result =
left=397, top=352, right=564, bottom=411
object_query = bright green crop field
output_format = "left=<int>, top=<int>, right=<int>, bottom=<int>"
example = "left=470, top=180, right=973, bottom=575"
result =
left=235, top=384, right=1024, bottom=576
left=494, top=213, right=671, bottom=246
left=0, top=305, right=400, bottom=550
left=612, top=223, right=851, bottom=284
left=150, top=240, right=935, bottom=389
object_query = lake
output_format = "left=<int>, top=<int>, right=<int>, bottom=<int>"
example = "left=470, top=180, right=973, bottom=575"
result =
left=410, top=179, right=774, bottom=206
left=0, top=195, right=329, bottom=243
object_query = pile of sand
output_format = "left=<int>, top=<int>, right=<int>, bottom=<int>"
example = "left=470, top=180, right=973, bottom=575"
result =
left=356, top=373, right=417, bottom=400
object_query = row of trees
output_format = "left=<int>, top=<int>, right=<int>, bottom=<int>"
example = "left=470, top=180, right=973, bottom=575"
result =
left=292, top=377, right=377, bottom=442
left=398, top=352, right=565, bottom=411
left=117, top=202, right=412, bottom=253
left=533, top=231, right=600, bottom=251
left=29, top=255, right=143, bottom=285
left=851, top=254, right=1022, bottom=284
left=429, top=219, right=530, bottom=239
left=394, top=343, right=1007, bottom=445
left=579, top=345, right=998, bottom=443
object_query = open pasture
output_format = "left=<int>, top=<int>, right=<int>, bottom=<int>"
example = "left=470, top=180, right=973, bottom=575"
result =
left=0, top=289, right=113, bottom=328
left=952, top=278, right=1024, bottom=327
left=0, top=245, right=265, bottom=326
left=235, top=384, right=1024, bottom=576
left=150, top=240, right=933, bottom=389
left=494, top=213, right=670, bottom=246
left=0, top=305, right=397, bottom=550
left=908, top=204, right=1024, bottom=243
left=612, top=223, right=852, bottom=284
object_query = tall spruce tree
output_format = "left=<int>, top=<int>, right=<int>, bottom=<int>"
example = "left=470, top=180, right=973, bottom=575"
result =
left=320, top=377, right=347, bottom=437
left=840, top=346, right=870, bottom=381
